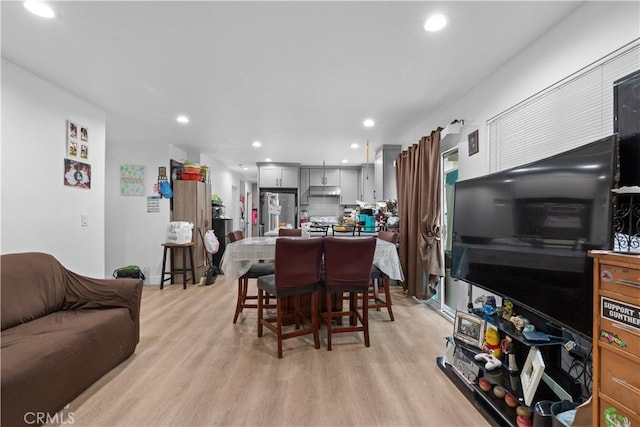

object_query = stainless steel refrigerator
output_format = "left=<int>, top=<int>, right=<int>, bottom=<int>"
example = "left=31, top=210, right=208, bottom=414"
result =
left=259, top=190, right=298, bottom=236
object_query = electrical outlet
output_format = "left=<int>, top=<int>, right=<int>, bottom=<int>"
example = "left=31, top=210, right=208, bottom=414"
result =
left=81, top=214, right=88, bottom=227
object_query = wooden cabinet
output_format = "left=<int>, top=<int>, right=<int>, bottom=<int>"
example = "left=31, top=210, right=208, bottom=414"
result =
left=172, top=180, right=212, bottom=280
left=309, top=168, right=339, bottom=186
left=590, top=251, right=640, bottom=427
left=259, top=165, right=299, bottom=188
left=339, top=168, right=358, bottom=205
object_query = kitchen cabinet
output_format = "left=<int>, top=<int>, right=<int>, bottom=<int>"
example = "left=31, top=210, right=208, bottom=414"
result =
left=360, top=164, right=375, bottom=202
left=259, top=164, right=299, bottom=188
left=339, top=168, right=358, bottom=205
left=375, top=144, right=401, bottom=201
left=172, top=180, right=212, bottom=280
left=309, top=168, right=339, bottom=186
left=589, top=251, right=640, bottom=427
left=299, top=168, right=310, bottom=205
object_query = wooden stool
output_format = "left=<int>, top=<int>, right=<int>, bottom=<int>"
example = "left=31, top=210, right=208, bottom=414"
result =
left=161, top=242, right=196, bottom=289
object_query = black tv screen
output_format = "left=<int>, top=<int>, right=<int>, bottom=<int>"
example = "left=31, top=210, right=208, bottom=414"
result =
left=451, top=135, right=618, bottom=337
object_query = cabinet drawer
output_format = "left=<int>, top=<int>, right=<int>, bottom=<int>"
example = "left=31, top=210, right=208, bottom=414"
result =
left=600, top=264, right=640, bottom=299
left=600, top=315, right=640, bottom=358
left=599, top=394, right=640, bottom=427
left=600, top=349, right=640, bottom=415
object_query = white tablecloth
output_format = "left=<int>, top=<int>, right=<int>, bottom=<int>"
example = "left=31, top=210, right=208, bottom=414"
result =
left=220, top=236, right=405, bottom=285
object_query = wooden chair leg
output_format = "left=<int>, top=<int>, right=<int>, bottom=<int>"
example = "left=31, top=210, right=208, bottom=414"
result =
left=383, top=276, right=394, bottom=321
left=233, top=278, right=244, bottom=323
left=276, top=297, right=283, bottom=359
left=362, top=290, right=370, bottom=347
left=326, top=291, right=333, bottom=351
left=312, top=291, right=320, bottom=349
left=257, top=288, right=264, bottom=337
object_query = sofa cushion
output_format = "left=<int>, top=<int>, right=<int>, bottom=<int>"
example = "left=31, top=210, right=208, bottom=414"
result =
left=1, top=308, right=138, bottom=426
left=1, top=253, right=67, bottom=331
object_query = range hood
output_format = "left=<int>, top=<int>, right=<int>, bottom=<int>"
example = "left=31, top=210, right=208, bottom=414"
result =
left=309, top=186, right=341, bottom=197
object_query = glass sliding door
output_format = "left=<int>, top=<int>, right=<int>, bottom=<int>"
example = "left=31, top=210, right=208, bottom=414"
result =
left=441, top=149, right=465, bottom=318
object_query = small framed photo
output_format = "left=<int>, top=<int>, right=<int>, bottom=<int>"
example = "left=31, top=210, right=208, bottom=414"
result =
left=453, top=311, right=485, bottom=349
left=468, top=130, right=479, bottom=156
left=520, top=346, right=546, bottom=406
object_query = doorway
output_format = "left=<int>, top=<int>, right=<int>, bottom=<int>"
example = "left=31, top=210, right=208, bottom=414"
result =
left=439, top=149, right=465, bottom=318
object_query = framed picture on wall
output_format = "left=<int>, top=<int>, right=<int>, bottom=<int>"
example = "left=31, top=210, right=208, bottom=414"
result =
left=468, top=130, right=479, bottom=156
left=66, top=120, right=89, bottom=160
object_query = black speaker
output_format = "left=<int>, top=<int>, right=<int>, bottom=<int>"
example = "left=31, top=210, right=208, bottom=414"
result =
left=614, top=70, right=640, bottom=140
left=614, top=70, right=640, bottom=187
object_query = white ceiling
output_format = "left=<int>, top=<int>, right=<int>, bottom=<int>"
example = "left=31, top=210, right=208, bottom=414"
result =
left=1, top=1, right=584, bottom=181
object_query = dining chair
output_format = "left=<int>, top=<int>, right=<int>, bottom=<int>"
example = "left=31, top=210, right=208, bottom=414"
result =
left=367, top=230, right=399, bottom=321
left=227, top=230, right=275, bottom=323
left=321, top=237, right=376, bottom=350
left=257, top=238, right=324, bottom=358
left=278, top=228, right=302, bottom=237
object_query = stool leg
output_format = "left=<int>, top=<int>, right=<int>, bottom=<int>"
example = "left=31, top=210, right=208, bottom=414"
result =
left=161, top=246, right=168, bottom=290
left=182, top=247, right=187, bottom=289
left=188, top=246, right=196, bottom=285
left=170, top=248, right=175, bottom=285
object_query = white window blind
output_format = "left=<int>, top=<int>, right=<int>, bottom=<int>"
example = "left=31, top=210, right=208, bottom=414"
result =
left=489, top=41, right=640, bottom=172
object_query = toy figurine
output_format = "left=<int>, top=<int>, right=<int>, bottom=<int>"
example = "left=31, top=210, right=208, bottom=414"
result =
left=502, top=300, right=515, bottom=320
left=482, top=326, right=502, bottom=359
left=501, top=336, right=518, bottom=373
left=510, top=315, right=530, bottom=332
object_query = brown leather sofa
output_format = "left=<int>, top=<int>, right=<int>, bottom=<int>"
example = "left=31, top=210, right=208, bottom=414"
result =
left=1, top=252, right=143, bottom=427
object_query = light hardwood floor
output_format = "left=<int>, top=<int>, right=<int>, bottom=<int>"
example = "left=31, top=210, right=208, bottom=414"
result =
left=49, top=277, right=490, bottom=427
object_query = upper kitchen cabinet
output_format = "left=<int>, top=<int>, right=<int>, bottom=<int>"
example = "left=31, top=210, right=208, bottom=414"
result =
left=309, top=168, right=339, bottom=186
left=339, top=168, right=358, bottom=205
left=299, top=168, right=310, bottom=205
left=360, top=164, right=375, bottom=202
left=374, top=145, right=401, bottom=201
left=258, top=164, right=300, bottom=188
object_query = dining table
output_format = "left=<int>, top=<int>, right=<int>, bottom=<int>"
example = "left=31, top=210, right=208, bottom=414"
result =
left=220, top=236, right=405, bottom=286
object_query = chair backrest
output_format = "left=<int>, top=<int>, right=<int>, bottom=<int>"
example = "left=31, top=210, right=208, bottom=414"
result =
left=378, top=230, right=399, bottom=244
left=227, top=230, right=244, bottom=243
left=278, top=228, right=302, bottom=237
left=274, top=238, right=323, bottom=290
left=323, top=237, right=376, bottom=289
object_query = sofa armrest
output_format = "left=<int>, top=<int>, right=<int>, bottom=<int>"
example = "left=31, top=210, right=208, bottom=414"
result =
left=63, top=270, right=143, bottom=322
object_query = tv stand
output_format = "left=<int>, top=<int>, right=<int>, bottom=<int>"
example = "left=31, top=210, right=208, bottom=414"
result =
left=437, top=337, right=566, bottom=427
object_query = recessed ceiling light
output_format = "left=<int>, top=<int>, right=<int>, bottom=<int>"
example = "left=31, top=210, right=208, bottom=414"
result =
left=424, top=14, right=447, bottom=32
left=252, top=141, right=262, bottom=147
left=341, top=159, right=348, bottom=164
left=24, top=2, right=55, bottom=18
left=363, top=118, right=375, bottom=128
left=265, top=158, right=272, bottom=162
left=242, top=167, right=249, bottom=171
left=176, top=115, right=190, bottom=124
left=350, top=143, right=360, bottom=149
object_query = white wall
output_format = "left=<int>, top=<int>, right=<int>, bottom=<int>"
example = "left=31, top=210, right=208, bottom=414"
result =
left=104, top=136, right=177, bottom=283
left=401, top=1, right=640, bottom=181
left=1, top=60, right=106, bottom=276
left=104, top=138, right=246, bottom=284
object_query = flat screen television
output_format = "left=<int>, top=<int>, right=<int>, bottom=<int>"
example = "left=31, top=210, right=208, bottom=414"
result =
left=451, top=135, right=618, bottom=337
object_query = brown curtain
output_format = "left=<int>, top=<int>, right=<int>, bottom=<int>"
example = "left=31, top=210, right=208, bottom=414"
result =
left=395, top=128, right=444, bottom=299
